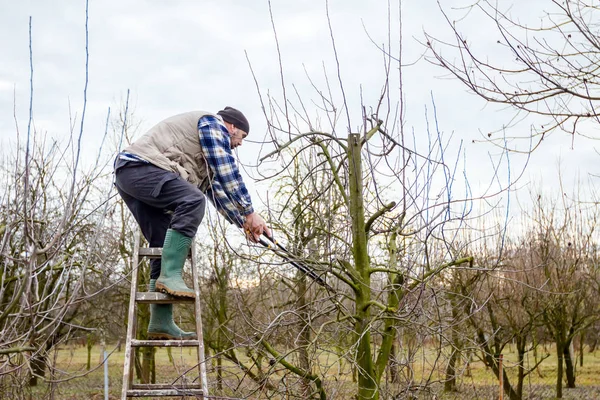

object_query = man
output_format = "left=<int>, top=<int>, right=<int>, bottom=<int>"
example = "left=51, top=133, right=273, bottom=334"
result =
left=114, top=107, right=270, bottom=340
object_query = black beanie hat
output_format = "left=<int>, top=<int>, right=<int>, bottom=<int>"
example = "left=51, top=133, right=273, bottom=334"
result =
left=217, top=106, right=250, bottom=134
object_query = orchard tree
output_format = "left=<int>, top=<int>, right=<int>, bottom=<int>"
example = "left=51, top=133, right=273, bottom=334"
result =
left=236, top=4, right=494, bottom=397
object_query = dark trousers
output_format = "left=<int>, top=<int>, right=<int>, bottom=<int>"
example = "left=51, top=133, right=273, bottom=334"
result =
left=114, top=161, right=206, bottom=279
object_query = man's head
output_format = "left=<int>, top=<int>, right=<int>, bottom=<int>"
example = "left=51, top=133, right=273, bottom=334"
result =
left=217, top=106, right=249, bottom=149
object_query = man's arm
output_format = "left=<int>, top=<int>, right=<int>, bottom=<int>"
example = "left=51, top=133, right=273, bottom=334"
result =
left=198, top=115, right=270, bottom=241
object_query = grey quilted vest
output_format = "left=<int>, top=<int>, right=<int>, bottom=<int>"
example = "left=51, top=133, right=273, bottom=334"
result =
left=124, top=111, right=215, bottom=191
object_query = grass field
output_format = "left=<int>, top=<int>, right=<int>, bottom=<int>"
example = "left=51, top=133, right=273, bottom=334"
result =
left=11, top=344, right=600, bottom=399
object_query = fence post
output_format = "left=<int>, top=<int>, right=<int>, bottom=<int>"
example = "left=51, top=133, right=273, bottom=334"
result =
left=498, top=353, right=504, bottom=400
left=104, top=350, right=109, bottom=400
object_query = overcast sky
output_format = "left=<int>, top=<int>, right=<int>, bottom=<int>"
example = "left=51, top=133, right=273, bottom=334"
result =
left=1, top=0, right=598, bottom=218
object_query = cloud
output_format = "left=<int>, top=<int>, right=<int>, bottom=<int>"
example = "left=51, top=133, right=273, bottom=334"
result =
left=0, top=0, right=598, bottom=210
left=0, top=80, right=13, bottom=92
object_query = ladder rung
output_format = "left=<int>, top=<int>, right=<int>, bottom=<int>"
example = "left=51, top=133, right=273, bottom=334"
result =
left=127, top=388, right=203, bottom=397
left=138, top=248, right=163, bottom=258
left=136, top=292, right=195, bottom=304
left=131, top=339, right=199, bottom=347
left=132, top=383, right=201, bottom=390
left=138, top=247, right=192, bottom=258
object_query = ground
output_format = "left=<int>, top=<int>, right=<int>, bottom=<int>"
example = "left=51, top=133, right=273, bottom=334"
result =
left=13, top=344, right=600, bottom=399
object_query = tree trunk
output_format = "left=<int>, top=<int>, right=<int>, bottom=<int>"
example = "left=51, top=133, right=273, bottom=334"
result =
left=215, top=261, right=229, bottom=393
left=29, top=352, right=46, bottom=386
left=532, top=334, right=544, bottom=378
left=589, top=338, right=597, bottom=353
left=475, top=331, right=520, bottom=400
left=137, top=297, right=151, bottom=383
left=501, top=359, right=521, bottom=400
left=579, top=333, right=584, bottom=367
left=444, top=349, right=458, bottom=392
left=86, top=334, right=93, bottom=371
left=134, top=347, right=142, bottom=381
left=389, top=342, right=398, bottom=384
left=445, top=291, right=460, bottom=393
left=216, top=355, right=223, bottom=391
left=141, top=346, right=153, bottom=384
left=564, top=341, right=576, bottom=388
left=151, top=348, right=156, bottom=384
left=516, top=337, right=526, bottom=400
left=348, top=133, right=378, bottom=400
left=355, top=318, right=377, bottom=400
left=297, top=274, right=312, bottom=398
left=465, top=353, right=472, bottom=377
left=556, top=342, right=564, bottom=398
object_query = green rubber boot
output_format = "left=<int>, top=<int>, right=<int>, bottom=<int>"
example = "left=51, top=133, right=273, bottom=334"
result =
left=147, top=279, right=197, bottom=340
left=155, top=229, right=195, bottom=298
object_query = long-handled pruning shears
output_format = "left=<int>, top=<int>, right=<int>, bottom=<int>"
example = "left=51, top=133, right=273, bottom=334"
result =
left=257, top=232, right=333, bottom=291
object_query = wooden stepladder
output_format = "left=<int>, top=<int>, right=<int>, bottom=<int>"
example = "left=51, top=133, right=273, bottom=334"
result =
left=121, top=231, right=208, bottom=399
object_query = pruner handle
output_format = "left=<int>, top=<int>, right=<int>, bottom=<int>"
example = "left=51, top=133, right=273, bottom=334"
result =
left=258, top=238, right=273, bottom=249
left=257, top=233, right=332, bottom=290
left=262, top=232, right=277, bottom=245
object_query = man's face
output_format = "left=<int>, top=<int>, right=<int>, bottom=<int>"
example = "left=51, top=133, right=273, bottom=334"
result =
left=229, top=126, right=248, bottom=149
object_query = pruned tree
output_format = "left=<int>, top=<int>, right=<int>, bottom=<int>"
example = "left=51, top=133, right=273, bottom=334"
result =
left=236, top=3, right=485, bottom=395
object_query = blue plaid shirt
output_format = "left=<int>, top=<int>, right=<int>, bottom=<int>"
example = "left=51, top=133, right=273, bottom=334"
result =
left=198, top=115, right=253, bottom=226
left=118, top=115, right=253, bottom=227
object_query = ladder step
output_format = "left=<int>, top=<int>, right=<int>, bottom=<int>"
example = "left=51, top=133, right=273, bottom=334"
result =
left=132, top=383, right=201, bottom=390
left=127, top=388, right=203, bottom=397
left=139, top=247, right=192, bottom=259
left=136, top=292, right=195, bottom=304
left=138, top=248, right=163, bottom=258
left=131, top=339, right=199, bottom=347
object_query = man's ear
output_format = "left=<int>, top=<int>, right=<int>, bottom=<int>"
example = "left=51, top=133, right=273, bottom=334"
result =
left=223, top=121, right=233, bottom=134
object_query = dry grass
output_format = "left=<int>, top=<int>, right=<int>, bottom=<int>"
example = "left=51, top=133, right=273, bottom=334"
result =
left=12, top=344, right=600, bottom=399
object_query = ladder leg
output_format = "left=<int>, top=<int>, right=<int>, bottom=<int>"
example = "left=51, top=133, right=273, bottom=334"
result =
left=122, top=231, right=141, bottom=399
left=191, top=240, right=208, bottom=397
left=121, top=233, right=211, bottom=398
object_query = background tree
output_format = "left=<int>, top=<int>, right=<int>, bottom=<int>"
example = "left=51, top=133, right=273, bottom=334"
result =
left=526, top=192, right=599, bottom=397
left=0, top=127, right=116, bottom=390
left=426, top=0, right=600, bottom=148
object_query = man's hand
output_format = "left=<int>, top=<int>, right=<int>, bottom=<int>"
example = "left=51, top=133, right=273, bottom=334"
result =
left=243, top=212, right=271, bottom=243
